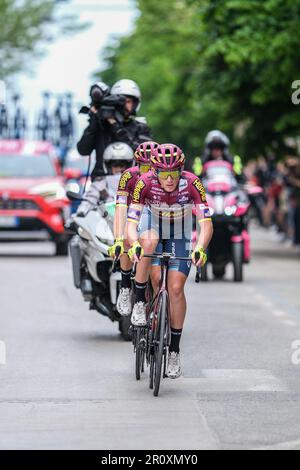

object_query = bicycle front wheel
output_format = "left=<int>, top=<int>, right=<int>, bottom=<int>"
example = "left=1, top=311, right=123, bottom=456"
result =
left=135, top=327, right=146, bottom=381
left=153, top=291, right=169, bottom=397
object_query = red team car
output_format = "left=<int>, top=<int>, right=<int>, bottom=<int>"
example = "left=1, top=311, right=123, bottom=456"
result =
left=0, top=140, right=70, bottom=255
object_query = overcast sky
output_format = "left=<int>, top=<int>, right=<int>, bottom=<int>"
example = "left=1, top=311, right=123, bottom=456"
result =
left=16, top=0, right=137, bottom=135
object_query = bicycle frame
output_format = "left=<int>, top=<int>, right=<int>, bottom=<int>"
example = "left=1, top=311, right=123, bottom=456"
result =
left=125, top=244, right=198, bottom=395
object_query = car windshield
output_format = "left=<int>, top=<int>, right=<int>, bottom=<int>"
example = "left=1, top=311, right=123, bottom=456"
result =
left=0, top=154, right=56, bottom=178
left=65, top=156, right=94, bottom=174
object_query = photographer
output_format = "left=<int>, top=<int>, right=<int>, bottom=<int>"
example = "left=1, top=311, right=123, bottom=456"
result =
left=76, top=79, right=152, bottom=215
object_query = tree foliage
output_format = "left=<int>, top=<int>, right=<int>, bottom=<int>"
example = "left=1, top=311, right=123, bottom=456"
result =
left=99, top=0, right=300, bottom=160
left=0, top=0, right=86, bottom=78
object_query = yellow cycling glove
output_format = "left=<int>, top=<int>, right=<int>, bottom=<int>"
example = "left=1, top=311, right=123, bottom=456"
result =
left=108, top=238, right=124, bottom=258
left=128, top=241, right=144, bottom=261
left=192, top=246, right=207, bottom=266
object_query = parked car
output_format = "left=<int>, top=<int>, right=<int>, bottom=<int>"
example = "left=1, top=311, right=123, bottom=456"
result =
left=0, top=140, right=70, bottom=255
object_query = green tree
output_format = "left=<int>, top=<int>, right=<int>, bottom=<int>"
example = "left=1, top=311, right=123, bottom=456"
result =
left=0, top=0, right=86, bottom=78
left=98, top=0, right=300, bottom=160
left=195, top=0, right=300, bottom=158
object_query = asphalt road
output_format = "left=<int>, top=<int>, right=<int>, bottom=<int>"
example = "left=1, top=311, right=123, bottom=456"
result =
left=0, top=226, right=300, bottom=450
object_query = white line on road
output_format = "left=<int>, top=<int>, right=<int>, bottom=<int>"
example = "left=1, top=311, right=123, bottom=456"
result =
left=281, top=319, right=298, bottom=327
left=272, top=310, right=286, bottom=318
left=0, top=341, right=6, bottom=365
left=182, top=370, right=288, bottom=393
left=253, top=438, right=300, bottom=451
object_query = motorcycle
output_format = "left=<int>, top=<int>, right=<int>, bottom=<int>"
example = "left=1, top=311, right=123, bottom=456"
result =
left=195, top=161, right=251, bottom=282
left=67, top=192, right=132, bottom=341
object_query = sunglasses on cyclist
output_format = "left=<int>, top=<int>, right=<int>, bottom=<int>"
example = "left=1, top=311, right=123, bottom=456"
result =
left=156, top=169, right=182, bottom=180
left=139, top=164, right=150, bottom=174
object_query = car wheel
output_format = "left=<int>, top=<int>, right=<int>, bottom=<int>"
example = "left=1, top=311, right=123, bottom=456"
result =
left=55, top=240, right=69, bottom=257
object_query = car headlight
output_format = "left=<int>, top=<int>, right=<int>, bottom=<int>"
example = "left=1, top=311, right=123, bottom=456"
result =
left=225, top=206, right=237, bottom=216
left=29, top=183, right=66, bottom=200
left=66, top=182, right=80, bottom=195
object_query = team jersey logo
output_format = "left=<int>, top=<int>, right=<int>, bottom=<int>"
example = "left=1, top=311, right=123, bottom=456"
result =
left=193, top=179, right=207, bottom=202
left=179, top=179, right=188, bottom=191
left=116, top=194, right=128, bottom=206
left=132, top=180, right=146, bottom=203
left=118, top=171, right=132, bottom=190
left=204, top=208, right=211, bottom=218
left=127, top=208, right=141, bottom=221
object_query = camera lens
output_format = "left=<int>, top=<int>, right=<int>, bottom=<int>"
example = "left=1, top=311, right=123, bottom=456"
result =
left=90, top=85, right=104, bottom=106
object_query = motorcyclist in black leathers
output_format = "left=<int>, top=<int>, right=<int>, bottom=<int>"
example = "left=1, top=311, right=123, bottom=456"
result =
left=77, top=80, right=152, bottom=177
left=76, top=79, right=152, bottom=215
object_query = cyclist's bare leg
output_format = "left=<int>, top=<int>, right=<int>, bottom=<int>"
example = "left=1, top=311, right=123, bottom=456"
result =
left=135, top=230, right=159, bottom=283
left=168, top=271, right=188, bottom=329
left=150, top=266, right=161, bottom=294
left=119, top=239, right=132, bottom=271
left=117, top=240, right=134, bottom=316
left=130, top=230, right=159, bottom=326
left=166, top=270, right=187, bottom=378
left=119, top=253, right=132, bottom=271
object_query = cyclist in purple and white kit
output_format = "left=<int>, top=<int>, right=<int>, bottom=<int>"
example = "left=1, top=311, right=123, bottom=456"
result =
left=108, top=141, right=159, bottom=316
left=126, top=143, right=213, bottom=378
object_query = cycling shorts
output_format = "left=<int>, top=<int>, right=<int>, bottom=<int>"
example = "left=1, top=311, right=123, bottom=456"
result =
left=138, top=209, right=192, bottom=277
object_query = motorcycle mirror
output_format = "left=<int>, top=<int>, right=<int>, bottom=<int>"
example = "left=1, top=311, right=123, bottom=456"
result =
left=66, top=190, right=84, bottom=202
left=95, top=170, right=108, bottom=177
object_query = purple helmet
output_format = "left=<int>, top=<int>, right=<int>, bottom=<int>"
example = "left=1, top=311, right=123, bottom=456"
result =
left=134, top=141, right=159, bottom=164
left=151, top=143, right=185, bottom=170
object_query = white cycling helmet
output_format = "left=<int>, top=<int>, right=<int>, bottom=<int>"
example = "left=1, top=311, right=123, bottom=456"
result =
left=205, top=130, right=230, bottom=149
left=111, top=79, right=142, bottom=112
left=103, top=142, right=134, bottom=174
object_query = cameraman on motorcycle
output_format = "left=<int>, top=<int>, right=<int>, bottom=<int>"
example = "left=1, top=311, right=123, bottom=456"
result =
left=77, top=80, right=152, bottom=216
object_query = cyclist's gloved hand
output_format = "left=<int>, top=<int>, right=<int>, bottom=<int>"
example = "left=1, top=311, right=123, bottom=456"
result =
left=108, top=238, right=124, bottom=258
left=128, top=241, right=144, bottom=262
left=192, top=246, right=207, bottom=267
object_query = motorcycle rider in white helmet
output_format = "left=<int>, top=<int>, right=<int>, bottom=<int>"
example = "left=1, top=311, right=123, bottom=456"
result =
left=77, top=79, right=152, bottom=216
left=202, top=130, right=244, bottom=179
left=77, top=142, right=134, bottom=215
left=203, top=130, right=232, bottom=164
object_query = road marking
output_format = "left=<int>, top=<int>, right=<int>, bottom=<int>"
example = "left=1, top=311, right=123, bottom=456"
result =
left=251, top=285, right=300, bottom=327
left=254, top=282, right=300, bottom=319
left=282, top=319, right=298, bottom=327
left=194, top=399, right=220, bottom=450
left=253, top=439, right=300, bottom=451
left=272, top=310, right=286, bottom=318
left=182, top=370, right=288, bottom=392
left=262, top=300, right=274, bottom=308
left=254, top=293, right=266, bottom=301
left=0, top=341, right=6, bottom=365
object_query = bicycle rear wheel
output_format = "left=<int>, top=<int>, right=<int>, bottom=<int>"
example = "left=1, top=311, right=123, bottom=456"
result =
left=153, top=292, right=168, bottom=397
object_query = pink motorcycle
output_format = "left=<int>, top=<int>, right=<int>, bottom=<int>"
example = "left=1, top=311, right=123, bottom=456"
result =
left=194, top=161, right=251, bottom=282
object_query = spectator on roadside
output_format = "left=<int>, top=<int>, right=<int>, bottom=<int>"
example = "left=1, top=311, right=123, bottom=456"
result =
left=284, top=157, right=300, bottom=251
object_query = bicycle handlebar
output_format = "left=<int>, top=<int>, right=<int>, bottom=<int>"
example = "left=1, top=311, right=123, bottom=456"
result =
left=125, top=250, right=201, bottom=263
left=112, top=245, right=121, bottom=273
left=131, top=246, right=142, bottom=278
